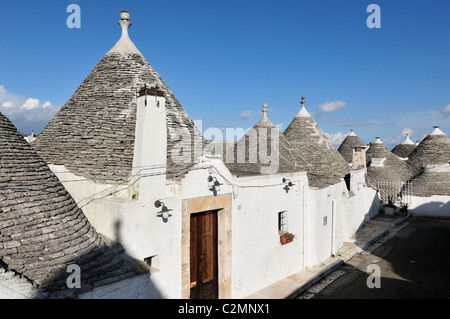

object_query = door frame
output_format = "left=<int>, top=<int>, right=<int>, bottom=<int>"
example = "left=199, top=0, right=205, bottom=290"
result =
left=181, top=194, right=232, bottom=299
left=190, top=210, right=218, bottom=299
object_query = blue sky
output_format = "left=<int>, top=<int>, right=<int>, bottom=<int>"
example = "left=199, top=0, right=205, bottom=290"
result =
left=1, top=0, right=449, bottom=148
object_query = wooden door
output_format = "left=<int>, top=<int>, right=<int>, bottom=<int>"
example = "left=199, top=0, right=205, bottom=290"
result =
left=190, top=210, right=218, bottom=299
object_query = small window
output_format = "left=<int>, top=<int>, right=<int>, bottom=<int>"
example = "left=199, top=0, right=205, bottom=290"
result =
left=278, top=211, right=287, bottom=234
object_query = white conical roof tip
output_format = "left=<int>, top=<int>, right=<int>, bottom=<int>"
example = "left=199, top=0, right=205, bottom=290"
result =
left=296, top=96, right=311, bottom=118
left=107, top=11, right=142, bottom=55
left=401, top=133, right=415, bottom=145
left=348, top=129, right=356, bottom=136
left=374, top=137, right=383, bottom=144
left=430, top=126, right=445, bottom=136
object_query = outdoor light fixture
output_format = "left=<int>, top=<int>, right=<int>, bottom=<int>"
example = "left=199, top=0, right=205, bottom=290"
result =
left=154, top=200, right=172, bottom=219
left=208, top=176, right=223, bottom=192
left=282, top=178, right=295, bottom=188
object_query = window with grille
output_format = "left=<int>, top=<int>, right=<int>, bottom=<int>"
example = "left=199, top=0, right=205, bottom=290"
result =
left=278, top=211, right=287, bottom=234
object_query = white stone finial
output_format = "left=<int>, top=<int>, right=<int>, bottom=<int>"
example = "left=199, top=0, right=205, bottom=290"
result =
left=296, top=96, right=311, bottom=118
left=262, top=103, right=268, bottom=118
left=120, top=11, right=130, bottom=21
left=107, top=11, right=142, bottom=55
left=300, top=97, right=306, bottom=106
left=401, top=133, right=415, bottom=145
left=374, top=137, right=382, bottom=144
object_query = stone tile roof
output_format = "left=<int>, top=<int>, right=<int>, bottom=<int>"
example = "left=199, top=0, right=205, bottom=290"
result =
left=411, top=169, right=450, bottom=197
left=32, top=13, right=203, bottom=184
left=407, top=127, right=450, bottom=176
left=283, top=99, right=350, bottom=188
left=391, top=134, right=416, bottom=158
left=365, top=138, right=415, bottom=185
left=338, top=130, right=366, bottom=164
left=0, top=112, right=146, bottom=298
left=391, top=143, right=416, bottom=159
left=223, top=104, right=310, bottom=176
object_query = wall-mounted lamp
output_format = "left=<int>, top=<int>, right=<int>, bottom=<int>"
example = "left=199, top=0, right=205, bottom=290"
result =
left=282, top=178, right=295, bottom=188
left=154, top=200, right=172, bottom=219
left=208, top=176, right=223, bottom=192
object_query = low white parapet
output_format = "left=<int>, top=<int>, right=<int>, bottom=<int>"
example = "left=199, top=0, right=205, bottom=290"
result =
left=423, top=163, right=450, bottom=173
left=371, top=157, right=386, bottom=167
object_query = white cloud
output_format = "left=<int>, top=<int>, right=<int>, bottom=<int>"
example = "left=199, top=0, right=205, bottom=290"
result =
left=42, top=101, right=53, bottom=108
left=0, top=84, right=59, bottom=131
left=442, top=104, right=450, bottom=115
left=318, top=100, right=347, bottom=114
left=400, top=128, right=415, bottom=136
left=21, top=98, right=40, bottom=110
left=275, top=123, right=284, bottom=132
left=239, top=110, right=260, bottom=118
left=384, top=128, right=416, bottom=146
left=324, top=131, right=348, bottom=146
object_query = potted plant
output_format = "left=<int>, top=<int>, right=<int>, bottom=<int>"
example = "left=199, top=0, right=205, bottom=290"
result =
left=280, top=232, right=295, bottom=245
left=138, top=84, right=164, bottom=96
left=399, top=202, right=409, bottom=217
left=383, top=195, right=396, bottom=215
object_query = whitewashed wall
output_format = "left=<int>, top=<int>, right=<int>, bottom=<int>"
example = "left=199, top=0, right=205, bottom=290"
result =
left=304, top=183, right=344, bottom=267
left=304, top=170, right=380, bottom=268
left=343, top=168, right=380, bottom=240
left=229, top=172, right=307, bottom=298
left=409, top=195, right=450, bottom=217
left=0, top=269, right=36, bottom=299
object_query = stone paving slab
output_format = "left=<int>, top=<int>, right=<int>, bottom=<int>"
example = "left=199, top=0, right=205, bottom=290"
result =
left=243, top=213, right=410, bottom=299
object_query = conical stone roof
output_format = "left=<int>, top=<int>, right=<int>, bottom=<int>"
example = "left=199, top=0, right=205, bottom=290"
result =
left=0, top=112, right=145, bottom=298
left=224, top=104, right=310, bottom=175
left=391, top=134, right=416, bottom=159
left=411, top=167, right=450, bottom=197
left=32, top=12, right=204, bottom=183
left=365, top=137, right=415, bottom=184
left=283, top=98, right=350, bottom=188
left=338, top=130, right=366, bottom=164
left=407, top=126, right=450, bottom=176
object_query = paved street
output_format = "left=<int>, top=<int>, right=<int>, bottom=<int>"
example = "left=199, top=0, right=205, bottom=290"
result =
left=297, top=217, right=450, bottom=299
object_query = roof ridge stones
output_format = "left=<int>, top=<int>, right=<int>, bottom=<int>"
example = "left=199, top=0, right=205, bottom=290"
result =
left=32, top=12, right=204, bottom=184
left=391, top=133, right=416, bottom=159
left=407, top=126, right=450, bottom=176
left=338, top=130, right=366, bottom=164
left=365, top=137, right=415, bottom=184
left=283, top=97, right=350, bottom=188
left=0, top=111, right=145, bottom=298
left=223, top=104, right=311, bottom=176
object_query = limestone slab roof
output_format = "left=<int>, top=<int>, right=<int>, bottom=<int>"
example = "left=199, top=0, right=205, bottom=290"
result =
left=407, top=127, right=450, bottom=176
left=411, top=169, right=450, bottom=197
left=391, top=134, right=416, bottom=158
left=337, top=130, right=366, bottom=164
left=283, top=99, right=350, bottom=188
left=223, top=104, right=310, bottom=176
left=365, top=137, right=415, bottom=184
left=32, top=12, right=204, bottom=184
left=0, top=112, right=146, bottom=298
